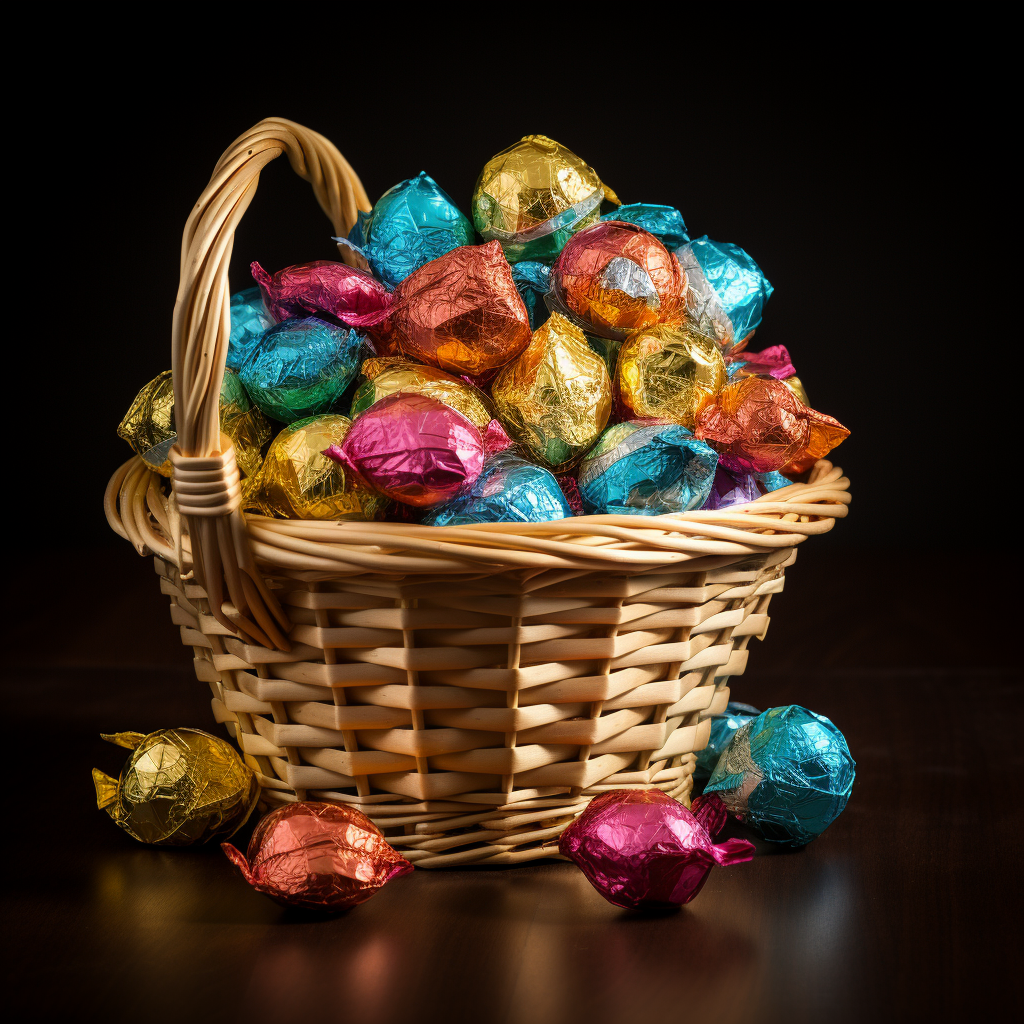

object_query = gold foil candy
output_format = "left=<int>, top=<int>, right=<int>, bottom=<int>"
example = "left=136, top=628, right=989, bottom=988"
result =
left=492, top=312, right=612, bottom=471
left=784, top=375, right=809, bottom=407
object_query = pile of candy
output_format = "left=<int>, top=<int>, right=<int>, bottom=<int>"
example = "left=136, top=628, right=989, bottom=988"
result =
left=118, top=135, right=850, bottom=524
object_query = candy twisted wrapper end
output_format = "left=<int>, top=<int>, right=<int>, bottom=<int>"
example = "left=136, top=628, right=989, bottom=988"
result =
left=482, top=419, right=514, bottom=457
left=691, top=793, right=729, bottom=836
left=101, top=731, right=146, bottom=751
left=711, top=837, right=757, bottom=867
left=322, top=443, right=362, bottom=482
left=221, top=842, right=256, bottom=885
left=385, top=858, right=416, bottom=882
left=92, top=768, right=118, bottom=810
left=250, top=261, right=272, bottom=288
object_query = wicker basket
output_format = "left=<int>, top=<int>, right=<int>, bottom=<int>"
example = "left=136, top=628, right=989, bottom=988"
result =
left=104, top=118, right=850, bottom=868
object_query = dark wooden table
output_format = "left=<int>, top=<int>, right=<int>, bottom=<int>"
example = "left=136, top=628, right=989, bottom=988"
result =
left=7, top=543, right=1018, bottom=1023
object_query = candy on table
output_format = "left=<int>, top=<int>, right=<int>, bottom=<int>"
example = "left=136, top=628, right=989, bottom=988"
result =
left=693, top=702, right=762, bottom=782
left=250, top=259, right=390, bottom=324
left=226, top=286, right=274, bottom=372
left=601, top=203, right=689, bottom=249
left=702, top=466, right=793, bottom=510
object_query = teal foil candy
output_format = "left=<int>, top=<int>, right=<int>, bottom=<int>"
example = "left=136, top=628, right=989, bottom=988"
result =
left=227, top=287, right=274, bottom=372
left=694, top=703, right=760, bottom=783
left=346, top=172, right=474, bottom=288
left=421, top=451, right=572, bottom=525
left=239, top=317, right=363, bottom=424
left=705, top=705, right=856, bottom=847
left=601, top=204, right=689, bottom=249
left=578, top=422, right=718, bottom=515
left=510, top=261, right=552, bottom=330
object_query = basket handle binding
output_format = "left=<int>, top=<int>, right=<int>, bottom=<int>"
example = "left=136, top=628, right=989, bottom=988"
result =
left=170, top=117, right=370, bottom=650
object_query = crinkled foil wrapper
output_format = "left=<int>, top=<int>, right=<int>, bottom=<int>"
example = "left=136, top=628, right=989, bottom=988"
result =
left=325, top=392, right=484, bottom=507
left=601, top=203, right=689, bottom=249
left=422, top=450, right=572, bottom=525
left=351, top=356, right=493, bottom=429
left=550, top=221, right=685, bottom=339
left=472, top=134, right=620, bottom=264
left=617, top=320, right=727, bottom=428
left=242, top=413, right=387, bottom=521
left=251, top=259, right=390, bottom=325
left=556, top=472, right=585, bottom=515
left=702, top=467, right=793, bottom=510
left=117, top=368, right=270, bottom=478
left=239, top=317, right=364, bottom=424
left=725, top=343, right=795, bottom=382
left=343, top=172, right=474, bottom=288
left=510, top=260, right=553, bottom=330
left=781, top=406, right=850, bottom=475
left=222, top=802, right=413, bottom=912
left=676, top=236, right=773, bottom=353
left=491, top=312, right=612, bottom=471
left=706, top=705, right=856, bottom=847
left=226, top=287, right=274, bottom=372
left=579, top=421, right=718, bottom=515
left=92, top=728, right=258, bottom=846
left=559, top=789, right=755, bottom=910
left=694, top=702, right=761, bottom=782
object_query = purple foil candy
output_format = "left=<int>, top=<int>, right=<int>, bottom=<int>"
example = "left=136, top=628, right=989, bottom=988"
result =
left=703, top=467, right=763, bottom=510
left=251, top=260, right=391, bottom=325
left=559, top=789, right=755, bottom=910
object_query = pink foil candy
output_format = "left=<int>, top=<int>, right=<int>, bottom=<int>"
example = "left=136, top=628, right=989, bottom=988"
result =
left=251, top=260, right=391, bottom=324
left=559, top=789, right=755, bottom=910
left=556, top=473, right=585, bottom=515
left=324, top=392, right=485, bottom=506
left=725, top=344, right=796, bottom=381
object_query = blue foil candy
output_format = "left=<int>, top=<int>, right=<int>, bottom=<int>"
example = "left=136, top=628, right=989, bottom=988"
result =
left=705, top=705, right=856, bottom=847
left=238, top=317, right=363, bottom=424
left=578, top=422, right=718, bottom=516
left=676, top=236, right=773, bottom=351
left=510, top=261, right=552, bottom=330
left=227, top=287, right=274, bottom=372
left=421, top=450, right=572, bottom=525
left=601, top=204, right=689, bottom=249
left=694, top=703, right=760, bottom=783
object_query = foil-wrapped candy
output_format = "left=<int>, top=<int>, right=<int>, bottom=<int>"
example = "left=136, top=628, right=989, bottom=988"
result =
left=694, top=375, right=849, bottom=474
left=586, top=334, right=623, bottom=379
left=694, top=703, right=761, bottom=782
left=472, top=134, right=620, bottom=264
left=239, top=317, right=364, bottom=423
left=676, top=236, right=773, bottom=353
left=242, top=413, right=388, bottom=521
left=702, top=467, right=793, bottom=510
left=617, top=320, right=727, bottom=429
left=421, top=450, right=572, bottom=525
left=226, top=286, right=274, bottom=372
left=222, top=802, right=413, bottom=912
left=92, top=728, right=258, bottom=846
left=601, top=203, right=689, bottom=249
left=324, top=392, right=485, bottom=507
left=559, top=789, right=755, bottom=910
left=117, top=368, right=270, bottom=478
left=510, top=260, right=552, bottom=330
left=341, top=172, right=474, bottom=288
left=549, top=221, right=685, bottom=339
left=578, top=421, right=718, bottom=516
left=705, top=705, right=856, bottom=847
left=725, top=343, right=795, bottom=382
left=491, top=312, right=612, bottom=471
left=556, top=472, right=585, bottom=515
left=251, top=259, right=390, bottom=325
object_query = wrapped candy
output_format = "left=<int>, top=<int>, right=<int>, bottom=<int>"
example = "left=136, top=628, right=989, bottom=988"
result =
left=340, top=172, right=474, bottom=288
left=676, top=236, right=773, bottom=353
left=491, top=312, right=612, bottom=471
left=694, top=702, right=761, bottom=782
left=694, top=376, right=849, bottom=474
left=601, top=203, right=689, bottom=249
left=242, top=413, right=387, bottom=521
left=472, top=134, right=619, bottom=264
left=351, top=356, right=493, bottom=429
left=239, top=317, right=364, bottom=423
left=586, top=334, right=623, bottom=378
left=579, top=421, right=718, bottom=516
left=117, top=368, right=270, bottom=478
left=251, top=260, right=390, bottom=325
left=222, top=802, right=413, bottom=912
left=92, top=728, right=258, bottom=846
left=336, top=242, right=531, bottom=378
left=705, top=705, right=856, bottom=847
left=226, top=286, right=274, bottom=372
left=510, top=261, right=552, bottom=330
left=725, top=344, right=795, bottom=382
left=324, top=392, right=485, bottom=507
left=559, top=789, right=755, bottom=910
left=702, top=467, right=793, bottom=510
left=556, top=472, right=585, bottom=516
left=616, top=320, right=727, bottom=429
left=549, top=221, right=685, bottom=339
left=421, top=450, right=572, bottom=525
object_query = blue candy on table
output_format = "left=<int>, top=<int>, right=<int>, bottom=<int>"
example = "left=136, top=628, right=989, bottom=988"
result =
left=601, top=203, right=689, bottom=249
left=510, top=261, right=552, bottom=330
left=421, top=450, right=572, bottom=526
left=704, top=705, right=856, bottom=847
left=578, top=422, right=718, bottom=516
left=238, top=317, right=364, bottom=424
left=226, top=287, right=274, bottom=372
left=694, top=702, right=761, bottom=783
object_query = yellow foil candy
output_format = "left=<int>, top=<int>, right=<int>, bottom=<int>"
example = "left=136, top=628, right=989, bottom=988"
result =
left=92, top=728, right=259, bottom=846
left=242, top=413, right=388, bottom=520
left=351, top=356, right=493, bottom=429
left=785, top=375, right=810, bottom=407
left=492, top=312, right=612, bottom=470
left=617, top=321, right=727, bottom=428
left=117, top=369, right=271, bottom=478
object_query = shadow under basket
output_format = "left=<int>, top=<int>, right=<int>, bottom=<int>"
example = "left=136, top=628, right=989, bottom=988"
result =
left=104, top=117, right=851, bottom=868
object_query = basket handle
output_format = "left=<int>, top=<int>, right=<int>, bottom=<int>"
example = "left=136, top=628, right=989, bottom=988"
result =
left=170, top=117, right=370, bottom=650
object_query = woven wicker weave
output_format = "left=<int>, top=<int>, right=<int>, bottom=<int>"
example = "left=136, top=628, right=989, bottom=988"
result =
left=104, top=118, right=850, bottom=867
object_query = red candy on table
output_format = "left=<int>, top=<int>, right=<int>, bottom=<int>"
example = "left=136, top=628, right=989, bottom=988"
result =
left=222, top=801, right=412, bottom=912
left=559, top=789, right=755, bottom=910
left=251, top=260, right=390, bottom=324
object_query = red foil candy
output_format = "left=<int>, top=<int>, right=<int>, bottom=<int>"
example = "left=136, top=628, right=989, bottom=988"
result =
left=222, top=801, right=412, bottom=912
left=251, top=260, right=390, bottom=324
left=559, top=790, right=754, bottom=910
